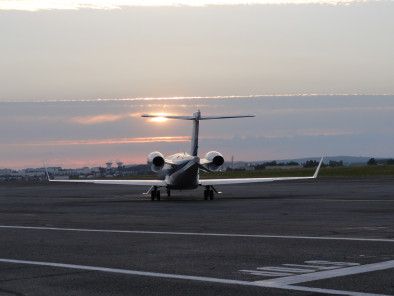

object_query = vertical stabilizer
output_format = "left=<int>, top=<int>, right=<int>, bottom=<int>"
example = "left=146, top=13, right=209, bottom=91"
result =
left=190, top=110, right=201, bottom=156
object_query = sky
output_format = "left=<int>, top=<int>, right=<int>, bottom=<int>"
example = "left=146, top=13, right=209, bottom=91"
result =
left=0, top=1, right=393, bottom=169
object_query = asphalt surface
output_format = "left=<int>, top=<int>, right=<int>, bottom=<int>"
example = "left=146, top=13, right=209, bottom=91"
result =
left=0, top=178, right=393, bottom=296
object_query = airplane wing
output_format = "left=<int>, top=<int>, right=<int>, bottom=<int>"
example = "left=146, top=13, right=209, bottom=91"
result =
left=44, top=162, right=166, bottom=186
left=200, top=157, right=323, bottom=186
left=47, top=178, right=166, bottom=186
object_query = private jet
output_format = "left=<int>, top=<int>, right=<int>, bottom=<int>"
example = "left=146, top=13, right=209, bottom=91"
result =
left=47, top=110, right=323, bottom=201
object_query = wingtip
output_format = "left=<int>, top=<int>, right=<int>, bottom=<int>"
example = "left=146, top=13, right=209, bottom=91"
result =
left=313, top=157, right=324, bottom=178
left=43, top=161, right=51, bottom=181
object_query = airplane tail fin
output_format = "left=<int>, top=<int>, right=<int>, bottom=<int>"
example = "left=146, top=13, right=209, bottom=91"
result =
left=142, top=110, right=255, bottom=156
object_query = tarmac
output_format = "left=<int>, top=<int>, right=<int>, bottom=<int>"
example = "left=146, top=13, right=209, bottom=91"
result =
left=0, top=177, right=393, bottom=296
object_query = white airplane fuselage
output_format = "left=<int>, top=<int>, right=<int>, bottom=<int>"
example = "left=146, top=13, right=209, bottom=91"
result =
left=158, top=153, right=200, bottom=190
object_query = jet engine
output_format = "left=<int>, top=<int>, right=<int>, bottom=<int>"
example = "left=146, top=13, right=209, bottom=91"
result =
left=147, top=151, right=165, bottom=172
left=201, top=151, right=224, bottom=172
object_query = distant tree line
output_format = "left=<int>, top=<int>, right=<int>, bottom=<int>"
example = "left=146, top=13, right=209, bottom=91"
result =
left=303, top=160, right=320, bottom=168
left=254, top=160, right=345, bottom=170
left=367, top=158, right=394, bottom=165
left=367, top=158, right=377, bottom=165
left=253, top=161, right=300, bottom=170
left=328, top=160, right=343, bottom=167
left=230, top=157, right=394, bottom=171
left=226, top=167, right=248, bottom=172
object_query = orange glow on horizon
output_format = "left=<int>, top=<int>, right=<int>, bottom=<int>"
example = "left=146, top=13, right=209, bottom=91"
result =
left=4, top=135, right=234, bottom=147
left=8, top=136, right=190, bottom=146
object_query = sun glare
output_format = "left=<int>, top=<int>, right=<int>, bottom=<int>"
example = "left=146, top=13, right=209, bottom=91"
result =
left=151, top=117, right=168, bottom=122
left=149, top=113, right=169, bottom=122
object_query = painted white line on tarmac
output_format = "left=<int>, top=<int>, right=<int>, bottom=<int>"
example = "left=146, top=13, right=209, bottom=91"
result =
left=0, top=258, right=255, bottom=286
left=269, top=284, right=392, bottom=296
left=0, top=225, right=393, bottom=242
left=254, top=260, right=394, bottom=285
left=0, top=258, right=390, bottom=296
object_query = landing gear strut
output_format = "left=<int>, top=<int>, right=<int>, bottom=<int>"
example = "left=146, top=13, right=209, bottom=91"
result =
left=204, top=186, right=215, bottom=200
left=150, top=186, right=161, bottom=201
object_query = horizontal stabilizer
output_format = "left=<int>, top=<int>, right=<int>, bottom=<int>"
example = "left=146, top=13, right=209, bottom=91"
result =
left=141, top=114, right=255, bottom=120
left=200, top=115, right=255, bottom=120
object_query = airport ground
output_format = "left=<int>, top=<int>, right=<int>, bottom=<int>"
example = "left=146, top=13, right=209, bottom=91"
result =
left=0, top=178, right=393, bottom=296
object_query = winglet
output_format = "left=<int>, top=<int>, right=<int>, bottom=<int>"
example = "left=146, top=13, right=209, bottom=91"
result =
left=43, top=161, right=51, bottom=181
left=313, top=157, right=324, bottom=178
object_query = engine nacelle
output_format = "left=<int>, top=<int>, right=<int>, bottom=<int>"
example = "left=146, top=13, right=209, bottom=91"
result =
left=202, top=151, right=224, bottom=171
left=147, top=151, right=165, bottom=172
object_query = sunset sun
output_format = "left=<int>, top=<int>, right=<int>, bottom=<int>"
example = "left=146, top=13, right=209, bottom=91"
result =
left=151, top=117, right=168, bottom=122
left=150, top=114, right=169, bottom=122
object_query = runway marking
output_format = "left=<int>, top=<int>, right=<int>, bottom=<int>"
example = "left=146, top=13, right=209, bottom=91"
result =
left=254, top=260, right=394, bottom=285
left=241, top=261, right=361, bottom=278
left=0, top=258, right=392, bottom=296
left=1, top=225, right=393, bottom=242
left=343, top=227, right=388, bottom=231
left=0, top=258, right=255, bottom=286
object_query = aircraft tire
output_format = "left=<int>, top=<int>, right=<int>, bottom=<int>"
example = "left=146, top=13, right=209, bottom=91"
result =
left=204, top=190, right=208, bottom=200
left=151, top=191, right=155, bottom=201
left=209, top=190, right=214, bottom=200
left=156, top=190, right=161, bottom=201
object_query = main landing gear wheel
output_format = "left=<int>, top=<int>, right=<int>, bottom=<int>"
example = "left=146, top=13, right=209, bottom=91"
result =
left=151, top=187, right=161, bottom=201
left=167, top=188, right=171, bottom=197
left=204, top=187, right=214, bottom=200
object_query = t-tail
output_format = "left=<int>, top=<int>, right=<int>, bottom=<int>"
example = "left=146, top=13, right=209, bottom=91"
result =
left=141, top=110, right=255, bottom=156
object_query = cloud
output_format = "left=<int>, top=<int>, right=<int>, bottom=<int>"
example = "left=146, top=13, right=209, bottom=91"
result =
left=70, top=114, right=128, bottom=124
left=5, top=136, right=192, bottom=147
left=3, top=93, right=393, bottom=104
left=1, top=95, right=393, bottom=169
left=296, top=129, right=356, bottom=136
left=0, top=0, right=390, bottom=11
left=4, top=135, right=237, bottom=147
left=257, top=106, right=394, bottom=115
